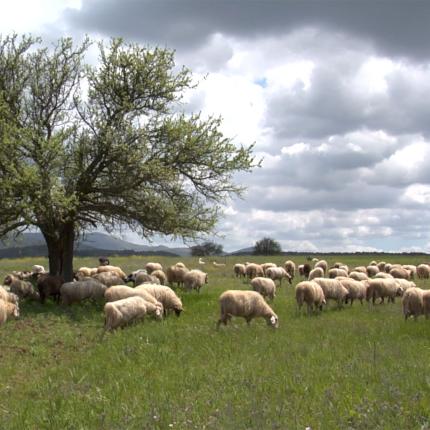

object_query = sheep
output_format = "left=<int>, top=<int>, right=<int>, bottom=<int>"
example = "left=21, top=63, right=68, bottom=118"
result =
left=314, top=260, right=328, bottom=274
left=0, top=299, right=19, bottom=326
left=75, top=267, right=98, bottom=280
left=295, top=281, right=326, bottom=314
left=421, top=291, right=430, bottom=319
left=3, top=274, right=39, bottom=301
left=137, top=284, right=183, bottom=316
left=104, top=296, right=162, bottom=331
left=366, top=266, right=380, bottom=277
left=93, top=272, right=126, bottom=287
left=333, top=262, right=345, bottom=269
left=216, top=290, right=278, bottom=329
left=349, top=271, right=369, bottom=281
left=11, top=270, right=32, bottom=280
left=373, top=272, right=394, bottom=279
left=261, top=263, right=276, bottom=275
left=402, top=265, right=417, bottom=279
left=0, top=287, right=19, bottom=305
left=213, top=261, right=226, bottom=267
left=134, top=271, right=160, bottom=286
left=312, top=278, right=348, bottom=307
left=377, top=261, right=386, bottom=272
left=98, top=256, right=110, bottom=266
left=183, top=270, right=208, bottom=293
left=104, top=285, right=163, bottom=312
left=251, top=277, right=276, bottom=301
left=298, top=264, right=304, bottom=276
left=36, top=274, right=64, bottom=304
left=308, top=267, right=324, bottom=281
left=328, top=268, right=348, bottom=279
left=338, top=264, right=349, bottom=274
left=389, top=267, right=410, bottom=280
left=234, top=263, right=246, bottom=278
left=402, top=287, right=424, bottom=320
left=265, top=267, right=292, bottom=286
left=125, top=269, right=147, bottom=284
left=145, top=262, right=163, bottom=274
left=417, top=264, right=430, bottom=279
left=353, top=266, right=368, bottom=274
left=245, top=263, right=264, bottom=280
left=151, top=269, right=167, bottom=286
left=302, top=263, right=311, bottom=278
left=366, top=278, right=403, bottom=304
left=174, top=262, right=186, bottom=269
left=394, top=279, right=416, bottom=291
left=60, top=279, right=107, bottom=305
left=311, top=258, right=319, bottom=263
left=369, top=260, right=378, bottom=266
left=32, top=264, right=46, bottom=274
left=97, top=265, right=127, bottom=280
left=284, top=260, right=296, bottom=279
left=384, top=263, right=392, bottom=273
left=337, top=278, right=368, bottom=305
left=198, top=258, right=205, bottom=266
left=166, top=264, right=189, bottom=288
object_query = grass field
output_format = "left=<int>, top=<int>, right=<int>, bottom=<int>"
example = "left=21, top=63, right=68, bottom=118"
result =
left=1, top=254, right=430, bottom=429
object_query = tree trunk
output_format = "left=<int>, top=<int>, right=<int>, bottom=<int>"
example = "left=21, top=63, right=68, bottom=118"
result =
left=42, top=230, right=63, bottom=276
left=61, top=222, right=75, bottom=282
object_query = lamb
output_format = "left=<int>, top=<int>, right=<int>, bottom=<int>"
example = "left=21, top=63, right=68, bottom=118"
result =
left=245, top=263, right=264, bottom=280
left=389, top=267, right=410, bottom=280
left=265, top=267, right=292, bottom=286
left=349, top=271, right=369, bottom=281
left=233, top=263, right=246, bottom=278
left=366, top=278, right=403, bottom=304
left=0, top=286, right=19, bottom=304
left=417, top=264, right=430, bottom=279
left=145, top=262, right=163, bottom=274
left=60, top=279, right=107, bottom=305
left=308, top=267, right=324, bottom=281
left=295, top=281, right=326, bottom=314
left=151, top=269, right=167, bottom=286
left=166, top=264, right=189, bottom=288
left=328, top=268, right=348, bottom=279
left=137, top=284, right=183, bottom=316
left=104, top=296, right=163, bottom=331
left=216, top=290, right=278, bottom=329
left=183, top=270, right=208, bottom=293
left=312, top=278, right=348, bottom=307
left=3, top=274, right=39, bottom=301
left=104, top=285, right=163, bottom=312
left=36, top=274, right=64, bottom=304
left=337, top=278, right=368, bottom=305
left=0, top=299, right=19, bottom=326
left=97, top=265, right=127, bottom=280
left=93, top=272, right=126, bottom=287
left=366, top=266, right=380, bottom=277
left=251, top=277, right=276, bottom=301
left=284, top=260, right=296, bottom=279
left=314, top=260, right=328, bottom=274
left=402, top=287, right=424, bottom=320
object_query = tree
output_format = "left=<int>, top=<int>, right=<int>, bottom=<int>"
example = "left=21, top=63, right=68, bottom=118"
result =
left=0, top=35, right=257, bottom=281
left=190, top=241, right=224, bottom=257
left=253, top=237, right=282, bottom=256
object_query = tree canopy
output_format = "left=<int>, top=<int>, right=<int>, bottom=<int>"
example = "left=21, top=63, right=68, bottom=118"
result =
left=0, top=34, right=257, bottom=280
left=190, top=241, right=224, bottom=257
left=253, top=237, right=282, bottom=256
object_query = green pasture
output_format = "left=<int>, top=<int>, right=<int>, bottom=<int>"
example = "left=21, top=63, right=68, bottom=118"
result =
left=1, top=254, right=430, bottom=429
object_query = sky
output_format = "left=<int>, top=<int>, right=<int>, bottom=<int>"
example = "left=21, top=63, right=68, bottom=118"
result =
left=2, top=0, right=430, bottom=253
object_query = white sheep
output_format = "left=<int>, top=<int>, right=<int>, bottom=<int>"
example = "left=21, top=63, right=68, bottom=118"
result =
left=198, top=258, right=205, bottom=265
left=245, top=263, right=264, bottom=279
left=308, top=267, right=324, bottom=281
left=265, top=266, right=292, bottom=286
left=134, top=271, right=160, bottom=286
left=261, top=262, right=276, bottom=275
left=373, top=272, right=393, bottom=279
left=137, top=284, right=183, bottom=316
left=3, top=274, right=39, bottom=300
left=284, top=260, right=296, bottom=279
left=151, top=269, right=167, bottom=286
left=60, top=279, right=107, bottom=305
left=93, top=272, right=126, bottom=287
left=366, top=278, right=403, bottom=304
left=104, top=296, right=162, bottom=331
left=417, top=264, right=430, bottom=279
left=75, top=267, right=98, bottom=280
left=233, top=263, right=246, bottom=278
left=349, top=271, right=369, bottom=281
left=377, top=261, right=386, bottom=272
left=183, top=269, right=208, bottom=293
left=213, top=261, right=226, bottom=267
left=166, top=264, right=189, bottom=288
left=105, top=285, right=163, bottom=311
left=389, top=267, right=410, bottom=280
left=402, top=287, right=424, bottom=320
left=314, top=260, right=328, bottom=274
left=251, top=277, right=276, bottom=300
left=337, top=278, right=368, bottom=305
left=145, top=262, right=163, bottom=274
left=394, top=279, right=416, bottom=291
left=353, top=266, right=368, bottom=274
left=295, top=281, right=326, bottom=314
left=32, top=265, right=46, bottom=274
left=0, top=286, right=19, bottom=304
left=328, top=268, right=348, bottom=279
left=312, top=278, right=348, bottom=307
left=366, top=266, right=380, bottom=277
left=216, top=290, right=278, bottom=329
left=0, top=298, right=19, bottom=326
left=97, top=265, right=127, bottom=280
left=402, top=265, right=417, bottom=279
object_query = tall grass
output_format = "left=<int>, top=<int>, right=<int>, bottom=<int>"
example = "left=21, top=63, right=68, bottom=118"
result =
left=1, top=254, right=430, bottom=429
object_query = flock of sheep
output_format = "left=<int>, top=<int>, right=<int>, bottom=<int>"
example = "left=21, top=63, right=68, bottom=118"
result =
left=1, top=256, right=430, bottom=331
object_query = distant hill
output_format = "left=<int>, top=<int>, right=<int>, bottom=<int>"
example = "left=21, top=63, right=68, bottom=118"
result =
left=0, top=232, right=191, bottom=258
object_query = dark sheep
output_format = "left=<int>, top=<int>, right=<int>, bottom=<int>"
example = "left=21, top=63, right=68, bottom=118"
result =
left=36, top=274, right=64, bottom=304
left=303, top=263, right=311, bottom=278
left=98, top=256, right=110, bottom=266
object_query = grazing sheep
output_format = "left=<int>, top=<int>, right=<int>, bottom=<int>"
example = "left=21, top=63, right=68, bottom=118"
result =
left=402, top=265, right=417, bottom=279
left=245, top=263, right=264, bottom=280
left=377, top=261, right=386, bottom=272
left=137, top=284, right=183, bottom=316
left=312, top=278, right=348, bottom=307
left=394, top=279, right=416, bottom=291
left=60, top=279, right=107, bottom=305
left=328, top=268, right=348, bottom=279
left=134, top=271, right=160, bottom=286
left=295, top=281, right=326, bottom=314
left=104, top=285, right=163, bottom=311
left=417, top=264, right=430, bottom=279
left=97, top=265, right=127, bottom=280
left=166, top=264, right=189, bottom=288
left=183, top=270, right=208, bottom=293
left=125, top=269, right=146, bottom=284
left=284, top=260, right=296, bottom=279
left=349, top=271, right=369, bottom=281
left=402, top=287, right=424, bottom=320
left=261, top=263, right=276, bottom=275
left=104, top=296, right=162, bottom=331
left=366, top=266, right=380, bottom=277
left=3, top=274, right=39, bottom=301
left=93, top=272, right=126, bottom=287
left=366, top=278, right=403, bottom=304
left=36, top=274, right=64, bottom=304
left=198, top=258, right=205, bottom=266
left=389, top=267, right=410, bottom=280
left=75, top=267, right=98, bottom=280
left=213, top=261, right=226, bottom=267
left=369, top=260, right=378, bottom=266
left=384, top=263, right=393, bottom=273
left=0, top=299, right=19, bottom=326
left=145, top=262, right=163, bottom=274
left=216, top=290, right=278, bottom=329
left=234, top=263, right=246, bottom=278
left=265, top=267, right=292, bottom=286
left=314, top=260, right=328, bottom=274
left=353, top=266, right=368, bottom=274
left=308, top=267, right=324, bottom=281
left=174, top=262, right=186, bottom=269
left=251, top=277, right=276, bottom=300
left=337, top=278, right=368, bottom=305
left=151, top=269, right=167, bottom=286
left=373, top=272, right=394, bottom=279
left=0, top=287, right=19, bottom=304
